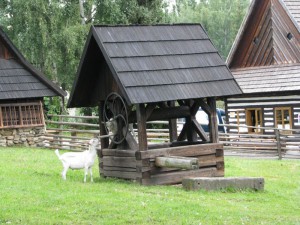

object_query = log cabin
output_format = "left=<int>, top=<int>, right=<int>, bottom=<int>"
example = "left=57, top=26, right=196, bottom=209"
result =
left=0, top=27, right=66, bottom=147
left=68, top=24, right=242, bottom=185
left=226, top=0, right=300, bottom=134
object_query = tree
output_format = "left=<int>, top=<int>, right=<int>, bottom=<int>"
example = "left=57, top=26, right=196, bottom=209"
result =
left=170, top=0, right=250, bottom=58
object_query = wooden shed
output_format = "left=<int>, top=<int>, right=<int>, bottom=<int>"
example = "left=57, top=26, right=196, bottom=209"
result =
left=68, top=24, right=242, bottom=185
left=226, top=0, right=300, bottom=134
left=0, top=27, right=66, bottom=147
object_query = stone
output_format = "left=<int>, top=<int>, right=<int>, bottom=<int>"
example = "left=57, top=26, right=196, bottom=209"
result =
left=7, top=140, right=14, bottom=146
left=182, top=177, right=264, bottom=191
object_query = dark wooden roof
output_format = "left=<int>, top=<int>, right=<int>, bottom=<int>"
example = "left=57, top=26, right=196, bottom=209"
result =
left=232, top=63, right=300, bottom=93
left=68, top=24, right=241, bottom=107
left=227, top=0, right=300, bottom=94
left=227, top=0, right=300, bottom=69
left=0, top=28, right=66, bottom=100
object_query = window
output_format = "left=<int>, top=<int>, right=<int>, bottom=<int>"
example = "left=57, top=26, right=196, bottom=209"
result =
left=246, top=108, right=262, bottom=133
left=0, top=101, right=44, bottom=128
left=275, top=107, right=292, bottom=130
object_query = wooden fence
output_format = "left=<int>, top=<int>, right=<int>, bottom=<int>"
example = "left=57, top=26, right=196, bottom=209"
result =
left=44, top=114, right=100, bottom=151
left=42, top=115, right=300, bottom=159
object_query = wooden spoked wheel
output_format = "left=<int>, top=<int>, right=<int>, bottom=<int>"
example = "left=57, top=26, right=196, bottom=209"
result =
left=103, top=92, right=128, bottom=144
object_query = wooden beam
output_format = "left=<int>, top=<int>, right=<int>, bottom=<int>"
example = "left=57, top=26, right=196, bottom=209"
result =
left=136, top=103, right=148, bottom=151
left=177, top=123, right=188, bottom=141
left=129, top=106, right=190, bottom=123
left=191, top=118, right=209, bottom=142
left=99, top=101, right=109, bottom=149
left=199, top=99, right=212, bottom=115
left=136, top=143, right=223, bottom=160
left=208, top=97, right=218, bottom=143
left=124, top=127, right=138, bottom=150
left=145, top=103, right=156, bottom=120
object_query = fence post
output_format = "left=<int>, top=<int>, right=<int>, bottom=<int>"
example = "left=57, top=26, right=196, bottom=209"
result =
left=275, top=129, right=282, bottom=160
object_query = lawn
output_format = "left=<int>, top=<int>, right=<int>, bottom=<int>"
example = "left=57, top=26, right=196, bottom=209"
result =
left=0, top=147, right=299, bottom=225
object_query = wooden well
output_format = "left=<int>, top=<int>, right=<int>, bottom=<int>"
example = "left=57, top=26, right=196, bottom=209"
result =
left=67, top=25, right=242, bottom=185
left=100, top=143, right=224, bottom=185
left=98, top=98, right=225, bottom=185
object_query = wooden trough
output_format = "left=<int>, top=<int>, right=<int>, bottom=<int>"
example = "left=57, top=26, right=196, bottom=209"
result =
left=67, top=24, right=242, bottom=185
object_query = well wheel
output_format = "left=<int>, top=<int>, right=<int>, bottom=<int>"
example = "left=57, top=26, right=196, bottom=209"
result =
left=103, top=92, right=128, bottom=145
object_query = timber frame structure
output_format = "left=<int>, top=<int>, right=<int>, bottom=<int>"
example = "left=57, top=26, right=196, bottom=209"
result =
left=0, top=28, right=66, bottom=127
left=226, top=0, right=300, bottom=134
left=68, top=24, right=242, bottom=185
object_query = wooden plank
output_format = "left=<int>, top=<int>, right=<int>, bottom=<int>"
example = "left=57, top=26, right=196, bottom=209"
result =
left=102, top=166, right=137, bottom=172
left=102, top=156, right=137, bottom=168
left=136, top=143, right=223, bottom=160
left=102, top=170, right=141, bottom=179
left=48, top=114, right=99, bottom=119
left=101, top=149, right=136, bottom=157
left=45, top=120, right=99, bottom=128
left=141, top=167, right=218, bottom=185
left=47, top=128, right=99, bottom=134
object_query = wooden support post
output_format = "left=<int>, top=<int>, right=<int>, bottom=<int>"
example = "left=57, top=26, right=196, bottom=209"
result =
left=99, top=101, right=109, bottom=149
left=208, top=98, right=218, bottom=143
left=168, top=101, right=177, bottom=142
left=136, top=103, right=148, bottom=151
left=99, top=101, right=109, bottom=177
left=275, top=129, right=282, bottom=160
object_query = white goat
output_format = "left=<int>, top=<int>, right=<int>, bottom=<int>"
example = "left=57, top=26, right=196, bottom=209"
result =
left=55, top=138, right=99, bottom=182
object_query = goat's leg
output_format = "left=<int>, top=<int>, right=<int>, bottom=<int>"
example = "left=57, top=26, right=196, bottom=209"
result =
left=62, top=166, right=68, bottom=180
left=89, top=168, right=93, bottom=182
left=84, top=167, right=88, bottom=183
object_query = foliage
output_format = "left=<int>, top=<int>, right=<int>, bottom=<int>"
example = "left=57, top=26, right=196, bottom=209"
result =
left=0, top=147, right=300, bottom=224
left=170, top=0, right=250, bottom=59
left=0, top=0, right=169, bottom=92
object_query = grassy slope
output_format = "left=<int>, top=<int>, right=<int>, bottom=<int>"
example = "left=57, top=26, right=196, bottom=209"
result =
left=0, top=147, right=299, bottom=225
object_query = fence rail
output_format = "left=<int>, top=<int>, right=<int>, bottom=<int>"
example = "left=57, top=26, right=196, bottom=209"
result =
left=42, top=115, right=300, bottom=159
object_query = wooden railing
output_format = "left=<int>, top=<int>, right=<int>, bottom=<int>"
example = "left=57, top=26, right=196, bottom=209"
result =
left=43, top=114, right=99, bottom=151
left=42, top=115, right=300, bottom=159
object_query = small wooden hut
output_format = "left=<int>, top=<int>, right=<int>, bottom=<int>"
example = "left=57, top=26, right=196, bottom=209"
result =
left=68, top=24, right=242, bottom=185
left=0, top=27, right=66, bottom=147
left=226, top=0, right=300, bottom=134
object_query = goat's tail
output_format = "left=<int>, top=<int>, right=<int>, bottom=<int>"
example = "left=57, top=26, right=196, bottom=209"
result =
left=55, top=149, right=61, bottom=160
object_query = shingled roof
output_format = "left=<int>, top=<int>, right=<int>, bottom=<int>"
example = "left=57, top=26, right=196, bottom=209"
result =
left=227, top=0, right=300, bottom=94
left=68, top=24, right=241, bottom=107
left=0, top=28, right=66, bottom=100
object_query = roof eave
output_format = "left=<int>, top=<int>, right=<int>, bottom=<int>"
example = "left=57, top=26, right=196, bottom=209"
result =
left=226, top=0, right=257, bottom=67
left=0, top=28, right=67, bottom=98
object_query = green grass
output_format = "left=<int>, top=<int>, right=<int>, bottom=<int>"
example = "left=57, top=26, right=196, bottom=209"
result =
left=0, top=147, right=299, bottom=225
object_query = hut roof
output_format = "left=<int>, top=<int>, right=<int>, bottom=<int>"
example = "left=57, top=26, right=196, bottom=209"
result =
left=0, top=28, right=66, bottom=100
left=227, top=0, right=300, bottom=95
left=68, top=24, right=241, bottom=107
left=227, top=0, right=300, bottom=69
left=232, top=63, right=300, bottom=94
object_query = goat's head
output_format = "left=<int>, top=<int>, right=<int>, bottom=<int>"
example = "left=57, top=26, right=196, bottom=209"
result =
left=105, top=119, right=118, bottom=135
left=89, top=138, right=99, bottom=148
